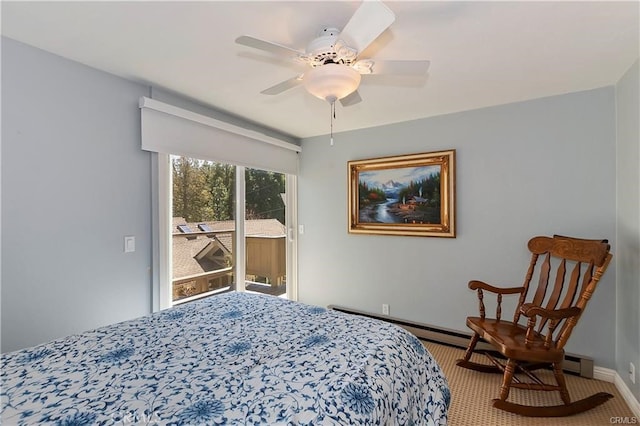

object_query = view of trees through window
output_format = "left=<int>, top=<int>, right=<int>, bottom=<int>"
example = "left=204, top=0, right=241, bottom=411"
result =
left=172, top=157, right=285, bottom=223
left=171, top=156, right=287, bottom=302
left=172, top=157, right=236, bottom=223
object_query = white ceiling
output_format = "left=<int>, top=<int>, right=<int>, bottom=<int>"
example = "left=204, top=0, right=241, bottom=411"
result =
left=2, top=1, right=638, bottom=140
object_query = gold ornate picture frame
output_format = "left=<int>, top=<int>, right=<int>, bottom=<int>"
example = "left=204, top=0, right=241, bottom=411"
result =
left=348, top=150, right=456, bottom=237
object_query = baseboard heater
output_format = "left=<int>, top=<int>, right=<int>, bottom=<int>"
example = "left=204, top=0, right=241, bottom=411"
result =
left=327, top=305, right=594, bottom=379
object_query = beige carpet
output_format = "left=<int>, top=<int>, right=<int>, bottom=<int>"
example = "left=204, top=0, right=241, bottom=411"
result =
left=424, top=341, right=636, bottom=426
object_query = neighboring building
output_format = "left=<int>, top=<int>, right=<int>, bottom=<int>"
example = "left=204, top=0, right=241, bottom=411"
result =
left=172, top=217, right=286, bottom=301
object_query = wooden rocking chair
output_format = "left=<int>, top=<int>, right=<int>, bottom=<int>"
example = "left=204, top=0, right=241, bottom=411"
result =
left=456, top=235, right=613, bottom=417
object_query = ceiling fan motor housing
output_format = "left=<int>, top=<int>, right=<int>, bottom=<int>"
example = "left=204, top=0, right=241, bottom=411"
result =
left=303, top=63, right=361, bottom=102
left=306, top=27, right=356, bottom=66
left=306, top=27, right=339, bottom=66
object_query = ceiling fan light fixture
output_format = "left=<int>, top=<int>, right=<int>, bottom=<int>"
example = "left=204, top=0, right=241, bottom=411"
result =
left=303, top=64, right=361, bottom=103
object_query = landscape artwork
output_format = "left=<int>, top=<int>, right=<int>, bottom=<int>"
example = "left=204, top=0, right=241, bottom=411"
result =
left=348, top=150, right=456, bottom=237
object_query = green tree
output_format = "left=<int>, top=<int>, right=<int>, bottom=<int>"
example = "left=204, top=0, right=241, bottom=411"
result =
left=246, top=168, right=285, bottom=224
left=172, top=157, right=213, bottom=222
left=203, top=162, right=235, bottom=221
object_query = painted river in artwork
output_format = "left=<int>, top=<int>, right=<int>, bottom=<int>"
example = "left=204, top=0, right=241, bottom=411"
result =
left=375, top=199, right=403, bottom=223
left=358, top=197, right=441, bottom=224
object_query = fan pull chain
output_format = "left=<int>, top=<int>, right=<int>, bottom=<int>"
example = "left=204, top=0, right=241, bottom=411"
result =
left=330, top=100, right=336, bottom=146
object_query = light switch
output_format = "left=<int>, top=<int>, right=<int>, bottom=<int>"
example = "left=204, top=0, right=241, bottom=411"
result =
left=124, top=236, right=135, bottom=253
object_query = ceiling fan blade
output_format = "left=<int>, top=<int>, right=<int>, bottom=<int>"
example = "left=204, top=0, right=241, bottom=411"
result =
left=338, top=0, right=395, bottom=54
left=340, top=90, right=362, bottom=107
left=260, top=75, right=304, bottom=95
left=360, top=60, right=431, bottom=75
left=236, top=35, right=306, bottom=60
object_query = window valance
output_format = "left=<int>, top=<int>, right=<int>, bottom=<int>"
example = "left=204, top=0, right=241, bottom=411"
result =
left=140, top=97, right=300, bottom=175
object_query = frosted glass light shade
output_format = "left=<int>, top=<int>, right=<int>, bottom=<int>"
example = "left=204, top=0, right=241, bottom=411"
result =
left=303, top=64, right=361, bottom=102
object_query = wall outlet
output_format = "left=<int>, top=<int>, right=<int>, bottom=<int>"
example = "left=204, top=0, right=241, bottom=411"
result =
left=630, top=362, right=636, bottom=384
left=382, top=304, right=390, bottom=315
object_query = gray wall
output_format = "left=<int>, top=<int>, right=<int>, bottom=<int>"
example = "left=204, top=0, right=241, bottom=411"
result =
left=1, top=38, right=153, bottom=352
left=615, top=60, right=640, bottom=399
left=298, top=88, right=618, bottom=368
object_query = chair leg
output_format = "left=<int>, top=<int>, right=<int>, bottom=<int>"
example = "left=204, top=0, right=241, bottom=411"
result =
left=456, top=332, right=503, bottom=373
left=498, top=358, right=517, bottom=401
left=462, top=332, right=480, bottom=362
left=553, top=362, right=571, bottom=405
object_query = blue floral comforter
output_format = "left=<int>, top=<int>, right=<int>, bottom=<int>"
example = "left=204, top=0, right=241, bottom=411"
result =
left=1, top=292, right=449, bottom=425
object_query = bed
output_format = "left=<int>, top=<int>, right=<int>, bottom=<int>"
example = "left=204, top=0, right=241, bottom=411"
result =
left=1, top=292, right=450, bottom=425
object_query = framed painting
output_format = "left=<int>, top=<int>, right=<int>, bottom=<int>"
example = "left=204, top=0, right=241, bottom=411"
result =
left=348, top=150, right=456, bottom=237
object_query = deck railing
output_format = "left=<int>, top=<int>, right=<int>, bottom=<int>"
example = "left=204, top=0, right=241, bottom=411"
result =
left=172, top=267, right=234, bottom=301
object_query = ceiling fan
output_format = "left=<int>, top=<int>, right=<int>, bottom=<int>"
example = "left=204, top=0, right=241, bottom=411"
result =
left=235, top=0, right=430, bottom=107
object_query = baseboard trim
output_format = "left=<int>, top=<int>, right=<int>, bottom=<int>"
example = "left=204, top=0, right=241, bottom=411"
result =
left=593, top=366, right=617, bottom=383
left=594, top=366, right=640, bottom=418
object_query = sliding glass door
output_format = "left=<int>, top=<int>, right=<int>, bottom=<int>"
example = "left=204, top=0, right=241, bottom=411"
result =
left=244, top=167, right=287, bottom=297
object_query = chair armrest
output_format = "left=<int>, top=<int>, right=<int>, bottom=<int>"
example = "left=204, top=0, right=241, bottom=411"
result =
left=468, top=280, right=524, bottom=295
left=520, top=304, right=583, bottom=349
left=519, top=303, right=582, bottom=320
left=468, top=281, right=524, bottom=321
